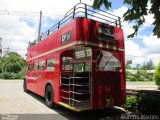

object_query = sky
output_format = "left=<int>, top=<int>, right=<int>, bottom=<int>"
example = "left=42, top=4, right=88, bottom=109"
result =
left=0, top=0, right=160, bottom=66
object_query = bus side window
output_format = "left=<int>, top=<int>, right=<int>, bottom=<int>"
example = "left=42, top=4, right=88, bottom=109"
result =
left=34, top=62, right=39, bottom=71
left=28, top=64, right=33, bottom=71
left=47, top=58, right=55, bottom=71
left=39, top=61, right=45, bottom=71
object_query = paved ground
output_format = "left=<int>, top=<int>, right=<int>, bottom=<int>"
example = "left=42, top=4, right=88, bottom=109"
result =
left=0, top=80, right=58, bottom=114
left=0, top=80, right=125, bottom=120
left=0, top=80, right=158, bottom=120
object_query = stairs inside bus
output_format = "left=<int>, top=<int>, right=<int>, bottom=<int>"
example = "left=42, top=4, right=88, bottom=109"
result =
left=60, top=72, right=91, bottom=109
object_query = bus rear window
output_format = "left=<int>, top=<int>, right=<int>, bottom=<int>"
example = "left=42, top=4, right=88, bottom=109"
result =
left=94, top=50, right=121, bottom=72
left=62, top=57, right=73, bottom=71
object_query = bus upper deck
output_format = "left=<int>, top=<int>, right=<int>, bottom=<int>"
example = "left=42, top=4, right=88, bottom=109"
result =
left=27, top=3, right=124, bottom=61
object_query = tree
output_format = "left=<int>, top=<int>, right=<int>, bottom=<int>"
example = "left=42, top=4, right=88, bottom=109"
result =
left=126, top=64, right=132, bottom=69
left=92, top=0, right=160, bottom=38
left=141, top=59, right=155, bottom=70
left=146, top=59, right=155, bottom=70
left=154, top=63, right=160, bottom=87
left=0, top=52, right=25, bottom=73
left=136, top=64, right=141, bottom=70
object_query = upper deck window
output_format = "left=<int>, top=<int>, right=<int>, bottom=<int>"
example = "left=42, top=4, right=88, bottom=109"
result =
left=47, top=58, right=55, bottom=71
left=74, top=48, right=92, bottom=72
left=75, top=48, right=91, bottom=59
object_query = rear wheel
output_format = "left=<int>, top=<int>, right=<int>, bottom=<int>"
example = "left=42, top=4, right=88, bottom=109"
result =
left=45, top=85, right=54, bottom=108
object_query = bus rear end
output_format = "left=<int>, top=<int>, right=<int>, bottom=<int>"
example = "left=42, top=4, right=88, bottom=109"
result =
left=59, top=17, right=125, bottom=111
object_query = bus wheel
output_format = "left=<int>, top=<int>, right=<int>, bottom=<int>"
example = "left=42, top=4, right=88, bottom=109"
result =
left=23, top=79, right=28, bottom=92
left=45, top=85, right=54, bottom=108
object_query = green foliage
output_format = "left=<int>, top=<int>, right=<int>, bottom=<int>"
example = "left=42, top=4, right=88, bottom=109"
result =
left=0, top=72, right=20, bottom=79
left=126, top=71, right=132, bottom=77
left=142, top=59, right=155, bottom=70
left=127, top=76, right=137, bottom=81
left=125, top=93, right=160, bottom=115
left=137, top=93, right=160, bottom=114
left=2, top=52, right=25, bottom=73
left=154, top=63, right=160, bottom=86
left=125, top=96, right=137, bottom=111
left=126, top=64, right=131, bottom=69
left=19, top=66, right=27, bottom=79
left=0, top=52, right=26, bottom=79
left=93, top=0, right=111, bottom=10
left=135, top=64, right=141, bottom=70
left=126, top=70, right=148, bottom=81
left=92, top=0, right=160, bottom=38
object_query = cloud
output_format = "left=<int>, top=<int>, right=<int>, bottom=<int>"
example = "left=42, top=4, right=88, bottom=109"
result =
left=125, top=40, right=143, bottom=64
left=125, top=33, right=160, bottom=66
left=112, top=6, right=160, bottom=66
left=112, top=6, right=135, bottom=39
left=0, top=0, right=93, bottom=57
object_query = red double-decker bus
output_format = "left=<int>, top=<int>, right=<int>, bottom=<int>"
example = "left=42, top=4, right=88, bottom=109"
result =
left=24, top=3, right=126, bottom=112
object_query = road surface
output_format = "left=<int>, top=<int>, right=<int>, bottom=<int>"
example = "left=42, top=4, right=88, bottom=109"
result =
left=0, top=80, right=125, bottom=120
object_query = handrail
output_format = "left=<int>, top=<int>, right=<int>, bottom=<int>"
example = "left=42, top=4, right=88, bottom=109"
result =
left=28, top=3, right=121, bottom=48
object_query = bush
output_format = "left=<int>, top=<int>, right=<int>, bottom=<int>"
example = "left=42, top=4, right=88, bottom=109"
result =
left=154, top=63, right=160, bottom=87
left=19, top=66, right=27, bottom=79
left=137, top=76, right=144, bottom=81
left=137, top=92, right=160, bottom=114
left=125, top=96, right=137, bottom=111
left=127, top=76, right=137, bottom=81
left=0, top=72, right=20, bottom=79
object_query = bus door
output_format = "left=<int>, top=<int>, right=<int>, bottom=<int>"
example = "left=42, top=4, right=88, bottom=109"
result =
left=60, top=47, right=92, bottom=109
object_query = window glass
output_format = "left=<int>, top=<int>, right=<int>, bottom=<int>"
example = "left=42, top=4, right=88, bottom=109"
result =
left=47, top=58, right=55, bottom=71
left=75, top=50, right=85, bottom=59
left=62, top=57, right=73, bottom=71
left=75, top=63, right=84, bottom=72
left=34, top=62, right=39, bottom=71
left=94, top=50, right=121, bottom=72
left=85, top=62, right=91, bottom=72
left=28, top=64, right=33, bottom=71
left=75, top=48, right=91, bottom=59
left=39, top=61, right=45, bottom=70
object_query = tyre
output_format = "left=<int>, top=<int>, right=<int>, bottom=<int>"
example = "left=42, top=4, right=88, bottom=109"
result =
left=23, top=79, right=28, bottom=92
left=45, top=85, right=54, bottom=108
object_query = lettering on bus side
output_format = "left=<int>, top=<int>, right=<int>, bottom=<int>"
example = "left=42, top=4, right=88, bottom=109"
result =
left=97, top=24, right=118, bottom=45
left=61, top=31, right=72, bottom=44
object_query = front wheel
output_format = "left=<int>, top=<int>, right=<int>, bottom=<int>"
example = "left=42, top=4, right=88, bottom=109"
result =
left=45, top=85, right=54, bottom=108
